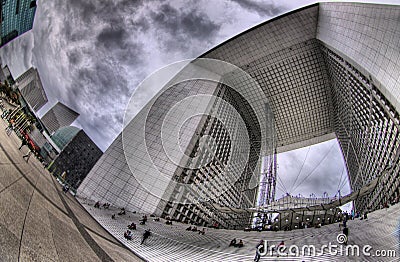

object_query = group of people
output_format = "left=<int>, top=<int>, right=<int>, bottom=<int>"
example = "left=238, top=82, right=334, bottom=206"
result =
left=341, top=210, right=368, bottom=221
left=111, top=207, right=126, bottom=218
left=229, top=238, right=244, bottom=248
left=123, top=230, right=133, bottom=240
left=123, top=228, right=151, bottom=245
left=1, top=108, right=9, bottom=119
left=185, top=226, right=206, bottom=235
left=128, top=222, right=136, bottom=230
left=94, top=201, right=110, bottom=209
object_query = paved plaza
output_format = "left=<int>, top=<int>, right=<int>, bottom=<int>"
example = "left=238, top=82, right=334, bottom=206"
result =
left=0, top=118, right=143, bottom=261
left=80, top=198, right=400, bottom=261
left=0, top=103, right=399, bottom=262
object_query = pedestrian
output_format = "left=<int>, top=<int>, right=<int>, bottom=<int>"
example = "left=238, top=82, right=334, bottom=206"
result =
left=19, top=139, right=27, bottom=150
left=141, top=229, right=151, bottom=245
left=237, top=239, right=244, bottom=248
left=254, top=240, right=264, bottom=262
left=5, top=122, right=13, bottom=135
left=343, top=226, right=349, bottom=245
left=22, top=151, right=32, bottom=162
left=229, top=238, right=236, bottom=247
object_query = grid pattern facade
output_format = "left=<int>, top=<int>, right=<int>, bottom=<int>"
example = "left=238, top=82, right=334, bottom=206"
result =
left=158, top=84, right=263, bottom=228
left=49, top=130, right=102, bottom=189
left=0, top=0, right=36, bottom=46
left=203, top=5, right=335, bottom=153
left=318, top=2, right=400, bottom=116
left=78, top=2, right=400, bottom=225
left=41, top=102, right=79, bottom=135
left=79, top=73, right=268, bottom=228
left=79, top=80, right=220, bottom=215
left=16, top=67, right=48, bottom=112
left=321, top=46, right=400, bottom=212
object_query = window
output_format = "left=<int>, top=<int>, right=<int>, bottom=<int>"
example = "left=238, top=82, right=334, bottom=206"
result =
left=15, top=0, right=20, bottom=14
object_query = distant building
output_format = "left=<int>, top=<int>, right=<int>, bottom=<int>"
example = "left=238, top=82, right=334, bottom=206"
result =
left=41, top=102, right=79, bottom=135
left=0, top=59, right=6, bottom=82
left=2, top=65, right=15, bottom=85
left=51, top=126, right=80, bottom=151
left=1, top=0, right=37, bottom=47
left=16, top=67, right=48, bottom=112
left=48, top=130, right=102, bottom=189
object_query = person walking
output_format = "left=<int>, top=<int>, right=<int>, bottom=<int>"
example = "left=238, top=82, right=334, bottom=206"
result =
left=22, top=151, right=32, bottom=162
left=141, top=229, right=151, bottom=245
left=254, top=240, right=264, bottom=262
left=19, top=139, right=27, bottom=150
left=343, top=226, right=349, bottom=245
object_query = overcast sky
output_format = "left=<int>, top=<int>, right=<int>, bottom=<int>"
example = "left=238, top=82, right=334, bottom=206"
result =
left=1, top=0, right=398, bottom=207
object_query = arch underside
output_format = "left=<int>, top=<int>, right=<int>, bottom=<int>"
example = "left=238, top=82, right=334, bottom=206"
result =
left=202, top=3, right=400, bottom=214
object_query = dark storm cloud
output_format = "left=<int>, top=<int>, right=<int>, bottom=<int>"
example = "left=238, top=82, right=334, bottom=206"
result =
left=181, top=10, right=222, bottom=39
left=149, top=3, right=221, bottom=52
left=20, top=0, right=149, bottom=151
left=97, top=27, right=128, bottom=49
left=230, top=0, right=286, bottom=17
left=67, top=50, right=81, bottom=65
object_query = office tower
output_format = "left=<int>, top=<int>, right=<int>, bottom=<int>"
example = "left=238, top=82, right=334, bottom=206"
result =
left=2, top=65, right=15, bottom=85
left=48, top=130, right=102, bottom=189
left=15, top=67, right=47, bottom=111
left=1, top=0, right=37, bottom=46
left=78, top=3, right=400, bottom=228
left=41, top=102, right=79, bottom=135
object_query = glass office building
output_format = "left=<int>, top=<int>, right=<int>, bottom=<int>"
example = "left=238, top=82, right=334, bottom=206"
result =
left=51, top=126, right=81, bottom=151
left=78, top=3, right=400, bottom=228
left=1, top=0, right=37, bottom=47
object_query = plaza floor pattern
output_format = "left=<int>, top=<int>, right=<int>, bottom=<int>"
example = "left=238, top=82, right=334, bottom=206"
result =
left=79, top=197, right=400, bottom=261
left=0, top=118, right=143, bottom=262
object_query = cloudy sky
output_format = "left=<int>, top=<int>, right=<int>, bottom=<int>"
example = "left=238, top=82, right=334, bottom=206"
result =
left=1, top=0, right=398, bottom=207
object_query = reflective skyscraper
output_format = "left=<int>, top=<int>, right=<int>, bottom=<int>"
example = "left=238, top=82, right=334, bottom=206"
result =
left=0, top=0, right=37, bottom=47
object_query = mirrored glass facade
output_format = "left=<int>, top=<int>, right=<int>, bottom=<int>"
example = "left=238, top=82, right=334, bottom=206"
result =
left=0, top=0, right=36, bottom=46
